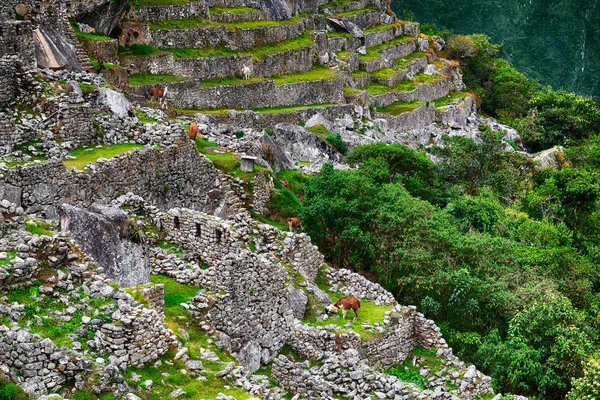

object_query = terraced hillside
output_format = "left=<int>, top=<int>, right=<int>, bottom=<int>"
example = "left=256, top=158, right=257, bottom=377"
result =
left=78, top=0, right=470, bottom=137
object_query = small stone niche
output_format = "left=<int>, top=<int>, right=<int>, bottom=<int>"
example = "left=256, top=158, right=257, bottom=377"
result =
left=240, top=155, right=257, bottom=172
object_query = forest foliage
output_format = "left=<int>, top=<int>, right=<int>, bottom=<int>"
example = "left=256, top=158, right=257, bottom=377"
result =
left=270, top=31, right=600, bottom=400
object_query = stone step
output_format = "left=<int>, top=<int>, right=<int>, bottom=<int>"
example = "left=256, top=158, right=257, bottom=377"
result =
left=126, top=2, right=210, bottom=22
left=121, top=16, right=309, bottom=51
left=121, top=32, right=322, bottom=80
left=125, top=66, right=346, bottom=110
left=63, top=15, right=93, bottom=70
left=208, top=6, right=266, bottom=22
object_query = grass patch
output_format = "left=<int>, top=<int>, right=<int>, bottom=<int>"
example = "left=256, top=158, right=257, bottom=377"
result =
left=25, top=219, right=55, bottom=236
left=434, top=91, right=469, bottom=108
left=64, top=143, right=144, bottom=170
left=204, top=151, right=267, bottom=182
left=303, top=294, right=390, bottom=341
left=370, top=51, right=426, bottom=79
left=128, top=72, right=190, bottom=86
left=146, top=18, right=216, bottom=30
left=209, top=6, right=262, bottom=14
left=150, top=275, right=199, bottom=315
left=139, top=0, right=201, bottom=5
left=119, top=43, right=163, bottom=57
left=195, top=136, right=220, bottom=152
left=376, top=100, right=422, bottom=115
left=0, top=251, right=16, bottom=267
left=271, top=65, right=338, bottom=85
left=319, top=0, right=359, bottom=9
left=366, top=73, right=442, bottom=96
left=70, top=20, right=113, bottom=41
left=0, top=376, right=29, bottom=400
left=359, top=35, right=415, bottom=62
left=224, top=15, right=304, bottom=30
left=385, top=346, right=441, bottom=389
left=197, top=65, right=337, bottom=88
left=177, top=103, right=336, bottom=116
left=331, top=4, right=378, bottom=17
left=275, top=169, right=311, bottom=199
left=135, top=109, right=159, bottom=124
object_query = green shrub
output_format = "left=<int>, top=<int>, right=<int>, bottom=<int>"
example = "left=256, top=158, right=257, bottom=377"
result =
left=385, top=365, right=425, bottom=388
left=325, top=133, right=347, bottom=155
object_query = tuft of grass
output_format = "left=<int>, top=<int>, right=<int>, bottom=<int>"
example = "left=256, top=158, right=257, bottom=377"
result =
left=385, top=346, right=442, bottom=389
left=366, top=73, right=442, bottom=96
left=331, top=4, right=378, bottom=17
left=146, top=18, right=216, bottom=30
left=128, top=72, right=190, bottom=86
left=434, top=91, right=469, bottom=108
left=376, top=100, right=422, bottom=115
left=64, top=143, right=144, bottom=170
left=209, top=6, right=262, bottom=14
left=25, top=219, right=54, bottom=236
left=359, top=35, right=415, bottom=62
left=70, top=20, right=113, bottom=41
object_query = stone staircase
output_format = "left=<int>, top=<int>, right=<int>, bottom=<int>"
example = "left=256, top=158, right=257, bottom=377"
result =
left=79, top=0, right=468, bottom=130
left=61, top=12, right=93, bottom=71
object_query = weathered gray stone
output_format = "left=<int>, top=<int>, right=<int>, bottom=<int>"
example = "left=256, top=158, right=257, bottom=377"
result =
left=60, top=204, right=150, bottom=288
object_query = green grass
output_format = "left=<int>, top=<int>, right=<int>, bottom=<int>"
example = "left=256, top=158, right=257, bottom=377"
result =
left=249, top=210, right=289, bottom=231
left=135, top=109, right=159, bottom=124
left=434, top=91, right=469, bottom=108
left=224, top=15, right=304, bottom=30
left=70, top=20, right=113, bottom=41
left=168, top=31, right=314, bottom=61
left=344, top=85, right=363, bottom=96
left=332, top=4, right=378, bottom=17
left=196, top=65, right=337, bottom=88
left=376, top=100, right=422, bottom=115
left=195, top=136, right=220, bottom=152
left=25, top=219, right=55, bottom=236
left=385, top=347, right=442, bottom=390
left=64, top=143, right=144, bottom=170
left=128, top=72, right=191, bottom=86
left=177, top=103, right=337, bottom=116
left=366, top=73, right=443, bottom=96
left=306, top=124, right=329, bottom=138
left=209, top=6, right=262, bottom=14
left=0, top=251, right=16, bottom=267
left=119, top=44, right=164, bottom=57
left=276, top=169, right=312, bottom=199
left=139, top=0, right=202, bottom=5
left=147, top=18, right=216, bottom=30
left=370, top=51, right=426, bottom=79
left=0, top=376, right=29, bottom=400
left=126, top=275, right=252, bottom=400
left=204, top=151, right=267, bottom=182
left=303, top=291, right=390, bottom=341
left=362, top=21, right=404, bottom=33
left=359, top=35, right=415, bottom=62
left=319, top=0, right=359, bottom=9
left=271, top=65, right=338, bottom=85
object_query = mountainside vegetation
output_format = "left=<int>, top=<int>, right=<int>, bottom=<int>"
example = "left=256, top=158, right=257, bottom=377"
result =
left=268, top=29, right=600, bottom=400
left=393, top=0, right=600, bottom=99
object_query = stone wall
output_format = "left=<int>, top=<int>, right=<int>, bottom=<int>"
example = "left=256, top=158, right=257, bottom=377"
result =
left=126, top=2, right=209, bottom=22
left=0, top=20, right=37, bottom=69
left=94, top=300, right=178, bottom=369
left=250, top=171, right=273, bottom=215
left=207, top=104, right=356, bottom=131
left=0, top=326, right=91, bottom=396
left=54, top=103, right=96, bottom=144
left=161, top=208, right=237, bottom=266
left=171, top=45, right=318, bottom=80
left=0, top=56, right=19, bottom=109
left=147, top=20, right=308, bottom=51
left=3, top=140, right=237, bottom=220
left=80, top=38, right=119, bottom=64
left=138, top=283, right=165, bottom=316
left=129, top=75, right=345, bottom=110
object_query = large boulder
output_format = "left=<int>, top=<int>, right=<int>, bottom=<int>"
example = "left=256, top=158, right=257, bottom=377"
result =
left=70, top=0, right=130, bottom=36
left=259, top=133, right=295, bottom=172
left=33, top=25, right=82, bottom=71
left=271, top=123, right=343, bottom=164
left=0, top=182, right=21, bottom=208
left=97, top=87, right=131, bottom=119
left=60, top=203, right=150, bottom=287
left=327, top=18, right=365, bottom=40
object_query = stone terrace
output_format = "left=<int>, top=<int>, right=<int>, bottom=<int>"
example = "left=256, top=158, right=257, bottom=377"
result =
left=93, top=0, right=471, bottom=132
